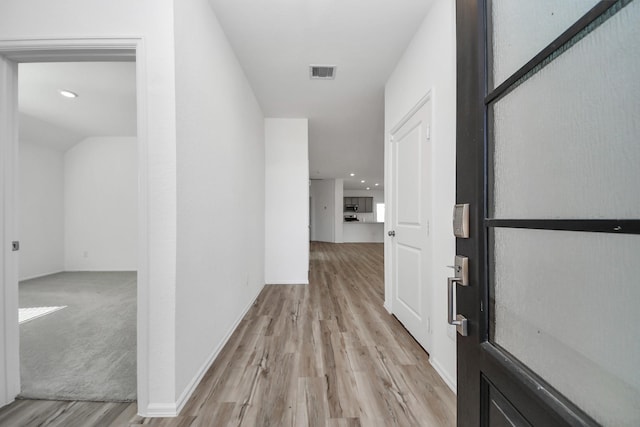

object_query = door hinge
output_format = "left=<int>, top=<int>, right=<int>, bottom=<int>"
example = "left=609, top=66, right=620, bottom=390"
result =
left=12, top=241, right=20, bottom=251
left=426, top=125, right=431, bottom=140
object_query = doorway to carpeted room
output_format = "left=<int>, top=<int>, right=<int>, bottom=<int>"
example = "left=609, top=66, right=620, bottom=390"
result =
left=17, top=61, right=138, bottom=402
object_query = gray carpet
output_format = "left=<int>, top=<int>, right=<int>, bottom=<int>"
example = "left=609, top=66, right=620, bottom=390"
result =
left=19, top=271, right=136, bottom=402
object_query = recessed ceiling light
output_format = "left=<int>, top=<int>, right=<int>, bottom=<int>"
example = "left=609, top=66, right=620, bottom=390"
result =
left=366, top=187, right=370, bottom=190
left=350, top=173, right=355, bottom=177
left=375, top=183, right=379, bottom=186
left=59, top=89, right=78, bottom=98
left=360, top=180, right=365, bottom=183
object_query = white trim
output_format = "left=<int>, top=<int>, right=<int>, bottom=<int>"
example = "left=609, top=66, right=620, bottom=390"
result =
left=0, top=37, right=150, bottom=412
left=429, top=356, right=457, bottom=394
left=18, top=270, right=65, bottom=282
left=150, top=285, right=265, bottom=418
left=265, top=280, right=309, bottom=285
left=62, top=269, right=138, bottom=273
left=0, top=37, right=138, bottom=62
left=383, top=301, right=392, bottom=314
left=0, top=54, right=20, bottom=407
left=145, top=403, right=179, bottom=418
left=389, top=92, right=433, bottom=135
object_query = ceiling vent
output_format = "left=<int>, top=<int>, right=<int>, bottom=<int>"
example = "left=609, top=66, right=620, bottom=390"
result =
left=309, top=65, right=336, bottom=80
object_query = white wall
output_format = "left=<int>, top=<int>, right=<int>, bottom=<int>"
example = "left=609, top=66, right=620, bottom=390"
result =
left=0, top=0, right=177, bottom=413
left=334, top=179, right=344, bottom=243
left=173, top=0, right=266, bottom=409
left=310, top=179, right=336, bottom=242
left=265, top=118, right=309, bottom=284
left=18, top=141, right=64, bottom=280
left=310, top=178, right=344, bottom=244
left=64, top=137, right=137, bottom=271
left=385, top=0, right=457, bottom=391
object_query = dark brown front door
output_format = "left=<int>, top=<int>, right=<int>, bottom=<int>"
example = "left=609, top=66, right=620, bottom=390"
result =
left=455, top=0, right=640, bottom=425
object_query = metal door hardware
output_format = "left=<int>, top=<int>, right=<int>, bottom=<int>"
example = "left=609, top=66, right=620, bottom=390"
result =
left=447, top=255, right=469, bottom=336
left=12, top=241, right=20, bottom=251
left=388, top=230, right=396, bottom=237
left=446, top=255, right=468, bottom=286
left=453, top=203, right=470, bottom=238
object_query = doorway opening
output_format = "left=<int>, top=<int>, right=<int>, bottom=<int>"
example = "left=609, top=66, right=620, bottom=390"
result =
left=0, top=39, right=150, bottom=411
left=17, top=61, right=137, bottom=401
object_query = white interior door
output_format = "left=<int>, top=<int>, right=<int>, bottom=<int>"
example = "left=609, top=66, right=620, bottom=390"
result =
left=389, top=96, right=432, bottom=352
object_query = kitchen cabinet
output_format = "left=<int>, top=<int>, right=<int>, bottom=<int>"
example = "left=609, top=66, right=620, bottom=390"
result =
left=364, top=197, right=373, bottom=213
left=344, top=196, right=373, bottom=212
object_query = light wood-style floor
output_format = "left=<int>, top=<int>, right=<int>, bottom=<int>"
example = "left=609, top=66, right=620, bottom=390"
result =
left=0, top=242, right=455, bottom=426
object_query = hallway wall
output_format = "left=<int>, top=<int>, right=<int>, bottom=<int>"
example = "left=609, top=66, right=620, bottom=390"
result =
left=265, top=118, right=309, bottom=284
left=385, top=0, right=457, bottom=391
left=173, top=0, right=266, bottom=410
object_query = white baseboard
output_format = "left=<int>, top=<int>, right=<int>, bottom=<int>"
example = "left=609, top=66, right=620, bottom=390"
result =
left=171, top=284, right=265, bottom=416
left=0, top=397, right=15, bottom=412
left=430, top=356, right=457, bottom=394
left=19, top=270, right=64, bottom=282
left=64, top=269, right=137, bottom=272
left=144, top=403, right=179, bottom=418
left=265, top=280, right=309, bottom=285
left=21, top=269, right=137, bottom=282
left=383, top=301, right=392, bottom=314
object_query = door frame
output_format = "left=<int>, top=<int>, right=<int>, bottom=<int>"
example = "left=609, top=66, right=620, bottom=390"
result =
left=384, top=91, right=433, bottom=344
left=456, top=1, right=632, bottom=425
left=0, top=37, right=149, bottom=409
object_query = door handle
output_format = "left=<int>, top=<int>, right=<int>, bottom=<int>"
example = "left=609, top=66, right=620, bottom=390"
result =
left=448, top=277, right=468, bottom=336
left=447, top=255, right=469, bottom=336
left=388, top=230, right=396, bottom=237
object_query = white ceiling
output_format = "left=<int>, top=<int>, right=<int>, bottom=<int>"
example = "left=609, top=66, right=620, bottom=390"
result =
left=18, top=2, right=432, bottom=189
left=208, top=0, right=434, bottom=190
left=18, top=62, right=136, bottom=151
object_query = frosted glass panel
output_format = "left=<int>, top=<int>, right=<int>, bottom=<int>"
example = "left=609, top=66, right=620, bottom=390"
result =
left=491, top=0, right=599, bottom=87
left=493, top=228, right=640, bottom=427
left=492, top=1, right=640, bottom=219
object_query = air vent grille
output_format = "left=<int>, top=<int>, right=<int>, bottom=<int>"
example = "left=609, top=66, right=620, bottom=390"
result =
left=310, top=65, right=336, bottom=80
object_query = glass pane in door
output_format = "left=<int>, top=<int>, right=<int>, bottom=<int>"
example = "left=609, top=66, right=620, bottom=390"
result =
left=491, top=228, right=640, bottom=426
left=488, top=2, right=640, bottom=426
left=490, top=0, right=600, bottom=88
left=491, top=1, right=640, bottom=219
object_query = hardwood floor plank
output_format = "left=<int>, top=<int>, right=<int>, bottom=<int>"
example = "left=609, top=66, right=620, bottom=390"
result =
left=0, top=242, right=456, bottom=426
left=189, top=401, right=235, bottom=427
left=44, top=401, right=133, bottom=427
left=252, top=351, right=298, bottom=426
left=0, top=400, right=68, bottom=426
left=296, top=377, right=329, bottom=427
left=327, top=418, right=362, bottom=427
left=107, top=403, right=139, bottom=427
